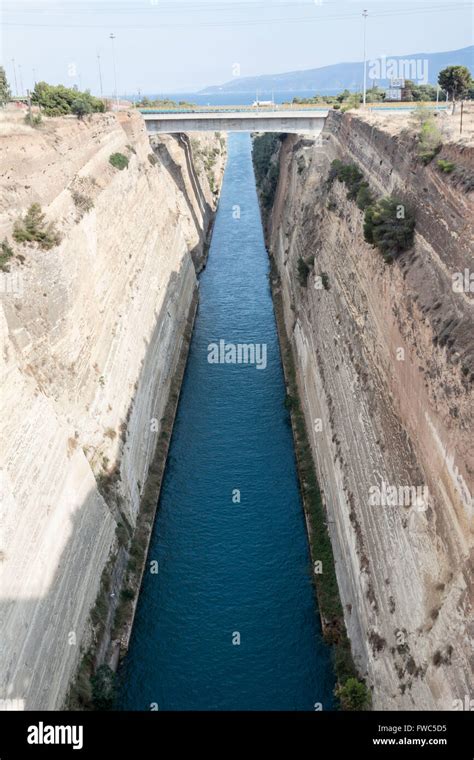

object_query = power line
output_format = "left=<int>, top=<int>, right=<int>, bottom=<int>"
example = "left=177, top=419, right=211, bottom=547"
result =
left=1, top=4, right=470, bottom=28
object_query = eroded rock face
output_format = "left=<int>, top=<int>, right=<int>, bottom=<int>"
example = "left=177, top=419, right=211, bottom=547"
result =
left=265, top=111, right=473, bottom=709
left=0, top=111, right=225, bottom=709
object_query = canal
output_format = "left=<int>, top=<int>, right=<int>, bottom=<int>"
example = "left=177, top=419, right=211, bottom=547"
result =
left=119, top=132, right=335, bottom=710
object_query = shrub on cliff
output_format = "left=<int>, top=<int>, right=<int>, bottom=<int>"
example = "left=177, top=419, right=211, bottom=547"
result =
left=437, top=159, right=455, bottom=174
left=355, top=182, right=374, bottom=210
left=109, top=152, right=129, bottom=170
left=329, top=160, right=372, bottom=206
left=24, top=112, right=42, bottom=127
left=411, top=106, right=442, bottom=164
left=91, top=665, right=116, bottom=711
left=335, top=677, right=371, bottom=711
left=363, top=197, right=415, bottom=263
left=0, top=239, right=14, bottom=271
left=13, top=203, right=61, bottom=250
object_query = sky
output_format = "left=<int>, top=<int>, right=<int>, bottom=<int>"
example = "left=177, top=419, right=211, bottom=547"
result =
left=1, top=0, right=473, bottom=95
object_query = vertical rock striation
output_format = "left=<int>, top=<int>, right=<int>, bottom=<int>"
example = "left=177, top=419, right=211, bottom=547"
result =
left=259, top=110, right=473, bottom=709
left=0, top=111, right=225, bottom=709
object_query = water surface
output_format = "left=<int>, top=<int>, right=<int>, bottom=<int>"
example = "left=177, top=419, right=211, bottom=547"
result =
left=119, top=132, right=335, bottom=710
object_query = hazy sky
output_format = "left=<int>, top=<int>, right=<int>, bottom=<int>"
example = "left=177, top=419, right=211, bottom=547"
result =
left=1, top=0, right=473, bottom=95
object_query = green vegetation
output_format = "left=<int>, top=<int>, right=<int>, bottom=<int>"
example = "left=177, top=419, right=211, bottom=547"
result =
left=252, top=133, right=283, bottom=211
left=438, top=65, right=473, bottom=106
left=355, top=182, right=374, bottom=211
left=340, top=93, right=361, bottom=112
left=13, top=203, right=61, bottom=249
left=270, top=278, right=367, bottom=704
left=329, top=160, right=373, bottom=209
left=437, top=159, right=456, bottom=173
left=71, top=97, right=93, bottom=119
left=0, top=239, right=14, bottom=271
left=402, top=81, right=439, bottom=102
left=24, top=112, right=42, bottom=127
left=411, top=105, right=442, bottom=164
left=328, top=161, right=413, bottom=263
left=0, top=66, right=11, bottom=106
left=136, top=97, right=196, bottom=109
left=91, top=665, right=116, bottom=711
left=109, top=152, right=129, bottom=170
left=363, top=197, right=415, bottom=263
left=335, top=677, right=372, bottom=711
left=32, top=81, right=104, bottom=116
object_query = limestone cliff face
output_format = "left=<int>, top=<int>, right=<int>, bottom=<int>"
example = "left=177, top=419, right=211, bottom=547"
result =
left=0, top=111, right=225, bottom=709
left=263, top=111, right=473, bottom=709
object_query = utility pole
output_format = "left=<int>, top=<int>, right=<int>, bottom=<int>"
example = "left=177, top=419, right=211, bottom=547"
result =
left=362, top=9, right=368, bottom=106
left=97, top=54, right=103, bottom=99
left=32, top=68, right=37, bottom=87
left=11, top=58, right=18, bottom=96
left=109, top=33, right=119, bottom=110
left=18, top=64, right=24, bottom=96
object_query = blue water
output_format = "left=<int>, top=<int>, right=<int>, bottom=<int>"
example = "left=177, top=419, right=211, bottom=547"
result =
left=118, top=133, right=335, bottom=711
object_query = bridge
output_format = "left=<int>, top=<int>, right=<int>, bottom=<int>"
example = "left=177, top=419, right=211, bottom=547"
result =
left=141, top=109, right=329, bottom=134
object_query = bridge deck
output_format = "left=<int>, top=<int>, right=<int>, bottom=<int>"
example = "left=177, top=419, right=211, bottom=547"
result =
left=142, top=110, right=329, bottom=134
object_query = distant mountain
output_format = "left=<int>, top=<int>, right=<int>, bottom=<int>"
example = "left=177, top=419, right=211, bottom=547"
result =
left=200, top=46, right=473, bottom=94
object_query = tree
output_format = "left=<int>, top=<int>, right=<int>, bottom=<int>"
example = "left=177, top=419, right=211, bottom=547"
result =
left=438, top=66, right=473, bottom=111
left=337, top=89, right=352, bottom=103
left=91, top=665, right=116, bottom=710
left=13, top=203, right=61, bottom=249
left=335, top=677, right=371, bottom=711
left=32, top=81, right=105, bottom=116
left=72, top=97, right=93, bottom=119
left=0, top=66, right=11, bottom=106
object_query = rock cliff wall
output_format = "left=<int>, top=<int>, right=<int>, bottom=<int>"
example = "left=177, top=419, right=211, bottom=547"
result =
left=0, top=111, right=225, bottom=709
left=260, top=110, right=473, bottom=709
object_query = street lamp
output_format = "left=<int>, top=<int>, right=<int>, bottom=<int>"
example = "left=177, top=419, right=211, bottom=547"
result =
left=109, top=33, right=119, bottom=110
left=362, top=9, right=368, bottom=106
left=11, top=58, right=18, bottom=96
left=97, top=54, right=103, bottom=99
left=18, top=64, right=24, bottom=97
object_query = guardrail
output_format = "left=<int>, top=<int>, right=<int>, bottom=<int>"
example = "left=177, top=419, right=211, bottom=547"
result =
left=138, top=102, right=448, bottom=115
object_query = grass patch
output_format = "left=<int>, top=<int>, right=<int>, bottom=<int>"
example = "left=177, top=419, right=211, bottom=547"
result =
left=109, top=152, right=129, bottom=171
left=436, top=159, right=455, bottom=173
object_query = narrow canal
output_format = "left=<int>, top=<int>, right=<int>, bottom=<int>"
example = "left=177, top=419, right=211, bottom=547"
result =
left=119, top=132, right=335, bottom=710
